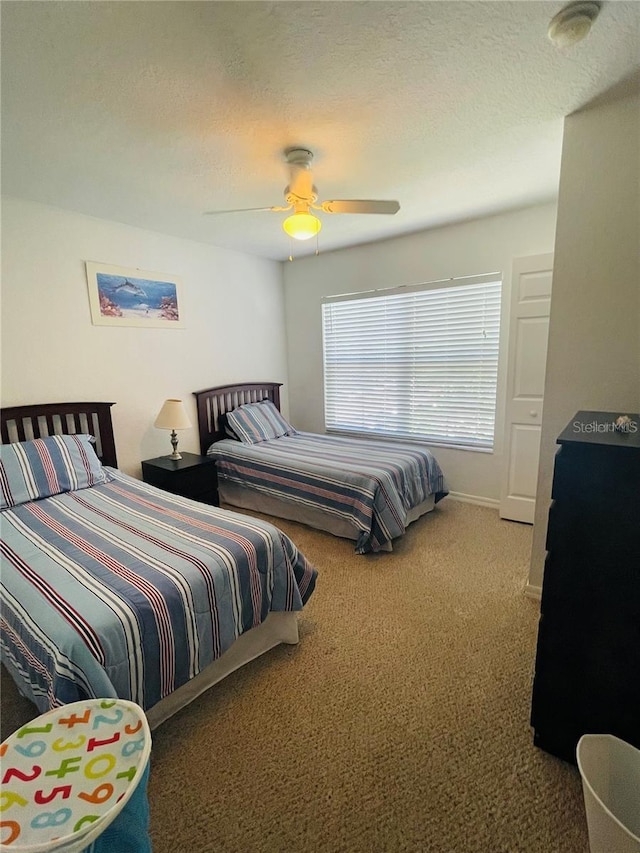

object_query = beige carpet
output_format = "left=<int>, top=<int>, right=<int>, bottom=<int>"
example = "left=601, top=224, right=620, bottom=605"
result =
left=1, top=500, right=589, bottom=852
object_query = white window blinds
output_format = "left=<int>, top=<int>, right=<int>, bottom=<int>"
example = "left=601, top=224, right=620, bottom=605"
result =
left=322, top=275, right=502, bottom=450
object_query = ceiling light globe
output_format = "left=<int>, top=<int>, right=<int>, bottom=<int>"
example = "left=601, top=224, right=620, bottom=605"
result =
left=548, top=13, right=591, bottom=46
left=283, top=212, right=322, bottom=241
left=547, top=2, right=601, bottom=48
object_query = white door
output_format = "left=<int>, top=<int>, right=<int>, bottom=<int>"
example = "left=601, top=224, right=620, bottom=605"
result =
left=500, top=253, right=553, bottom=523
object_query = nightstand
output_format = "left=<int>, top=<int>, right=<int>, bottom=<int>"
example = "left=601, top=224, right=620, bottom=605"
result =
left=141, top=452, right=219, bottom=506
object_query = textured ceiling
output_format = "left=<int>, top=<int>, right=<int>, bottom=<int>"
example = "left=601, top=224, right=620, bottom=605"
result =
left=2, top=1, right=639, bottom=261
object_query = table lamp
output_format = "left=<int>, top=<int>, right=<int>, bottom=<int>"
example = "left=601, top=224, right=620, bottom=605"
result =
left=154, top=399, right=191, bottom=460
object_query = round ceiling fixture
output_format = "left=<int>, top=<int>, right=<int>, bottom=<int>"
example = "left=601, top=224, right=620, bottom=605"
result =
left=548, top=1, right=601, bottom=47
left=283, top=211, right=322, bottom=241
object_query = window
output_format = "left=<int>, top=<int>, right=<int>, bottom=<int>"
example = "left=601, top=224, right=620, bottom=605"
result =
left=322, top=274, right=502, bottom=450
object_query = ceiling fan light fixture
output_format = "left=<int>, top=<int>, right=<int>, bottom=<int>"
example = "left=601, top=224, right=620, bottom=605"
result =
left=283, top=211, right=322, bottom=241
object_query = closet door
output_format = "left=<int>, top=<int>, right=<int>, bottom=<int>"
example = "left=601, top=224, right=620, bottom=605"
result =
left=500, top=253, right=553, bottom=523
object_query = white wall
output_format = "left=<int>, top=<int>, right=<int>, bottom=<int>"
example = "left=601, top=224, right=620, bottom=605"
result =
left=529, top=78, right=640, bottom=591
left=1, top=197, right=288, bottom=476
left=283, top=203, right=557, bottom=503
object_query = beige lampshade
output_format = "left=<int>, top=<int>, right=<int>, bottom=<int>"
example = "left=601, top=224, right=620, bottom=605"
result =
left=154, top=399, right=191, bottom=430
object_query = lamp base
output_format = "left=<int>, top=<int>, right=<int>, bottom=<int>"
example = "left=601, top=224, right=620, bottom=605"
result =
left=168, top=430, right=182, bottom=461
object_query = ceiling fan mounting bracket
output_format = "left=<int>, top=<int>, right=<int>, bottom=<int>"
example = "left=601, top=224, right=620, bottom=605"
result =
left=284, top=148, right=314, bottom=169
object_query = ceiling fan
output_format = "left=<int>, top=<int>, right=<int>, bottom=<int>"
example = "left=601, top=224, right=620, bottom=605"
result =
left=204, top=148, right=400, bottom=241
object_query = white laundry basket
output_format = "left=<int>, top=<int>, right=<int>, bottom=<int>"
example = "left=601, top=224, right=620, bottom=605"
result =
left=577, top=734, right=640, bottom=853
left=0, top=698, right=151, bottom=853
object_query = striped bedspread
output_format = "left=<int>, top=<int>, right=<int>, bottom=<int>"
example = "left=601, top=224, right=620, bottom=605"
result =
left=207, top=432, right=447, bottom=554
left=0, top=469, right=317, bottom=715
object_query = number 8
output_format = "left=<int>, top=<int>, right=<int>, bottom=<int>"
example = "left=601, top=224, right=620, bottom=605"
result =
left=31, top=808, right=71, bottom=829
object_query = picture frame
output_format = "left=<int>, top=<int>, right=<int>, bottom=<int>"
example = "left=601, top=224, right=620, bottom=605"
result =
left=85, top=261, right=185, bottom=329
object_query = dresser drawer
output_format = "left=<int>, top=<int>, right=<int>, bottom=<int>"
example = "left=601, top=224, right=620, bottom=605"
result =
left=552, top=442, right=640, bottom=503
left=168, top=465, right=216, bottom=496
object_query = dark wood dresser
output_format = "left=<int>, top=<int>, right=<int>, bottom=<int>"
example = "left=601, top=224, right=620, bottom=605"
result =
left=530, top=410, right=640, bottom=763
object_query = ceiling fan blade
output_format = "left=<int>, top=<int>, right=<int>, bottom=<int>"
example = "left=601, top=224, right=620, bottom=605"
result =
left=320, top=199, right=400, bottom=215
left=203, top=205, right=290, bottom=215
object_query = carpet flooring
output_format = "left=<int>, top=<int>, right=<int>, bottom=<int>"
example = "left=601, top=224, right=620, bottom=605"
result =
left=1, top=500, right=590, bottom=852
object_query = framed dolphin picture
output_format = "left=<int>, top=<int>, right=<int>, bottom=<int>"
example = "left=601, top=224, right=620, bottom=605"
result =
left=85, top=262, right=185, bottom=329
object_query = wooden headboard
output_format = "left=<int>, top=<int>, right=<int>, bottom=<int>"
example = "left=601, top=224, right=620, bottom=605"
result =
left=193, top=382, right=282, bottom=454
left=1, top=402, right=118, bottom=468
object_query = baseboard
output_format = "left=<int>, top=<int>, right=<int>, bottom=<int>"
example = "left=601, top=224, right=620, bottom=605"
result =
left=524, top=584, right=542, bottom=601
left=447, top=491, right=499, bottom=509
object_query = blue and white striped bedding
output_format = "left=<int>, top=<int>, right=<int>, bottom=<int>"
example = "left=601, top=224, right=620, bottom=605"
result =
left=0, top=469, right=317, bottom=715
left=207, top=432, right=447, bottom=554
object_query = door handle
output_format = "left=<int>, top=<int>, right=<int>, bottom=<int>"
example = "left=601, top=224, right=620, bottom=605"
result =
left=530, top=410, right=538, bottom=417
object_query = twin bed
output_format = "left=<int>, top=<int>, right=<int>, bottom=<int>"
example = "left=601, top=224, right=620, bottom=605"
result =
left=1, top=387, right=446, bottom=726
left=0, top=402, right=316, bottom=728
left=194, top=382, right=447, bottom=554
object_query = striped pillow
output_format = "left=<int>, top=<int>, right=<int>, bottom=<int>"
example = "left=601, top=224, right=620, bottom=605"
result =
left=0, top=434, right=110, bottom=510
left=226, top=400, right=296, bottom=444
